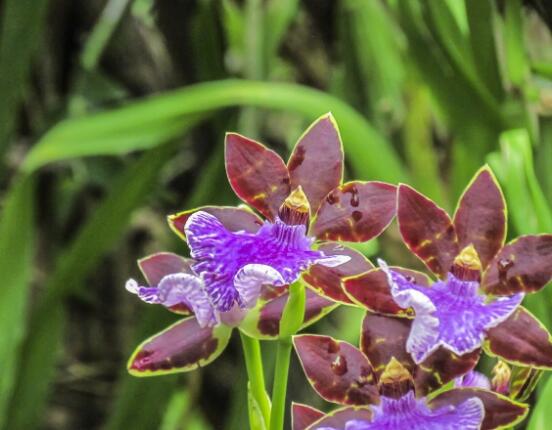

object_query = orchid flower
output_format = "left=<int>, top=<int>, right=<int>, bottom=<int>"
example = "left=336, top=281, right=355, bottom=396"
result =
left=343, top=166, right=552, bottom=369
left=291, top=313, right=528, bottom=430
left=125, top=114, right=398, bottom=375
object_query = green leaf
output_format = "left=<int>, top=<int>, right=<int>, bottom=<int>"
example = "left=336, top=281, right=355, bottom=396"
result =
left=22, top=80, right=406, bottom=183
left=0, top=0, right=49, bottom=151
left=528, top=374, right=552, bottom=429
left=0, top=176, right=34, bottom=427
left=465, top=0, right=503, bottom=99
left=5, top=141, right=188, bottom=429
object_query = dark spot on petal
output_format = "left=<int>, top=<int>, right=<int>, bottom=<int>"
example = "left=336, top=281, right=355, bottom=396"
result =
left=498, top=258, right=514, bottom=283
left=343, top=184, right=360, bottom=207
left=282, top=177, right=291, bottom=185
left=326, top=192, right=339, bottom=205
left=352, top=210, right=362, bottom=222
left=327, top=339, right=340, bottom=354
left=331, top=354, right=348, bottom=376
left=288, top=146, right=305, bottom=172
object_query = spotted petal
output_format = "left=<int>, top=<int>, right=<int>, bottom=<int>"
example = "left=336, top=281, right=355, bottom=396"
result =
left=239, top=289, right=338, bottom=339
left=311, top=182, right=396, bottom=243
left=303, top=243, right=374, bottom=304
left=398, top=184, right=459, bottom=277
left=484, top=306, right=552, bottom=369
left=429, top=388, right=528, bottom=430
left=453, top=166, right=506, bottom=269
left=482, top=235, right=552, bottom=295
left=127, top=317, right=232, bottom=376
left=359, top=313, right=478, bottom=396
left=344, top=267, right=431, bottom=316
left=288, top=113, right=344, bottom=213
left=225, top=133, right=291, bottom=220
left=293, top=335, right=378, bottom=406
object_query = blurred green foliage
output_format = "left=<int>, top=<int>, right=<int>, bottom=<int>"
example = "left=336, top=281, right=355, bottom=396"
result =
left=0, top=0, right=552, bottom=429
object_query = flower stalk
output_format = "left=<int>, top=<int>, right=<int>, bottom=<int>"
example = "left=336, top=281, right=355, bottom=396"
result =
left=240, top=332, right=271, bottom=429
left=270, top=281, right=306, bottom=430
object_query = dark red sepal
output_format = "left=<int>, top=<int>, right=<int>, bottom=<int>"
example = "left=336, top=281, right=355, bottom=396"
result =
left=288, top=114, right=343, bottom=213
left=398, top=184, right=459, bottom=277
left=293, top=335, right=379, bottom=406
left=138, top=252, right=194, bottom=315
left=484, top=306, right=552, bottom=369
left=239, top=289, right=337, bottom=339
left=453, top=166, right=506, bottom=269
left=303, top=243, right=374, bottom=304
left=292, top=403, right=324, bottom=430
left=167, top=205, right=263, bottom=241
left=359, top=313, right=479, bottom=395
left=482, top=235, right=552, bottom=295
left=127, top=317, right=232, bottom=376
left=305, top=407, right=373, bottom=430
left=360, top=313, right=415, bottom=378
left=414, top=347, right=480, bottom=397
left=138, top=252, right=194, bottom=285
left=225, top=133, right=291, bottom=220
left=428, top=388, right=528, bottom=430
left=344, top=267, right=431, bottom=316
left=311, top=181, right=396, bottom=243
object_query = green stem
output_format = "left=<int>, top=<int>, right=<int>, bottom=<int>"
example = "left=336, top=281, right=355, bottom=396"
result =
left=269, top=337, right=293, bottom=430
left=240, top=332, right=271, bottom=429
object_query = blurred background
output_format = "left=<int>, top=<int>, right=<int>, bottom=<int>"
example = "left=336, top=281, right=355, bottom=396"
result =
left=1, top=0, right=552, bottom=429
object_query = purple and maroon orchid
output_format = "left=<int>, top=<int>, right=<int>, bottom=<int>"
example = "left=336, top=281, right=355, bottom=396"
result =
left=125, top=114, right=398, bottom=374
left=343, top=166, right=552, bottom=370
left=292, top=313, right=528, bottom=430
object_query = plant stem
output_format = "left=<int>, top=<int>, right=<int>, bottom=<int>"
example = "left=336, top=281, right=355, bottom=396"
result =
left=240, top=331, right=271, bottom=428
left=269, top=336, right=293, bottom=430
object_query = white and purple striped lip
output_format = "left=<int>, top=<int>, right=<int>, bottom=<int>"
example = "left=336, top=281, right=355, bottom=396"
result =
left=126, top=210, right=349, bottom=327
left=378, top=259, right=524, bottom=364
left=316, top=390, right=484, bottom=430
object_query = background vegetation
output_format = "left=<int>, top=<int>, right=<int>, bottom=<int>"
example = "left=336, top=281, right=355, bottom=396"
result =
left=1, top=0, right=552, bottom=428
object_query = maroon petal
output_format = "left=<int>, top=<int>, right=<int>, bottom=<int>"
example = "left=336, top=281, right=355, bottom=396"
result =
left=292, top=403, right=324, bottom=430
left=485, top=306, right=552, bottom=368
left=287, top=114, right=343, bottom=213
left=453, top=167, right=506, bottom=269
left=360, top=313, right=478, bottom=395
left=344, top=267, right=431, bottom=316
left=302, top=243, right=374, bottom=304
left=398, top=184, right=459, bottom=277
left=311, top=181, right=397, bottom=242
left=138, top=252, right=194, bottom=285
left=429, top=388, right=528, bottom=430
left=225, top=133, right=291, bottom=220
left=305, top=407, right=373, bottom=430
left=293, top=335, right=378, bottom=406
left=360, top=313, right=415, bottom=377
left=167, top=205, right=264, bottom=241
left=128, top=317, right=232, bottom=376
left=239, top=289, right=337, bottom=339
left=138, top=252, right=195, bottom=315
left=414, top=348, right=480, bottom=397
left=482, top=235, right=552, bottom=295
